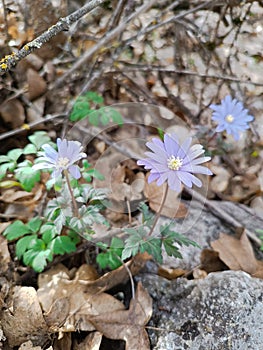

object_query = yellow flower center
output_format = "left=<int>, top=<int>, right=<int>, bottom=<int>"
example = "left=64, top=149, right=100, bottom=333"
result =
left=167, top=156, right=183, bottom=170
left=225, top=114, right=234, bottom=123
left=58, top=157, right=70, bottom=167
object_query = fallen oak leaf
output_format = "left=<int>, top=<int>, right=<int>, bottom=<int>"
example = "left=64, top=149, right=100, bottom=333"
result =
left=211, top=230, right=263, bottom=278
left=144, top=176, right=187, bottom=219
left=89, top=282, right=152, bottom=350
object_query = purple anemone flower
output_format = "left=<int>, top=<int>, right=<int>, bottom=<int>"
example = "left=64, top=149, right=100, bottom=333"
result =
left=137, top=134, right=212, bottom=192
left=33, top=138, right=86, bottom=179
left=210, top=95, right=254, bottom=140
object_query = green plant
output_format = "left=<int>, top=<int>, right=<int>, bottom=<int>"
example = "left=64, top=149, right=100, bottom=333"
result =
left=3, top=217, right=80, bottom=272
left=69, top=91, right=123, bottom=125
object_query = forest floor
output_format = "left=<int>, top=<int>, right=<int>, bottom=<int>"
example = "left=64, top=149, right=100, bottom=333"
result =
left=0, top=1, right=263, bottom=349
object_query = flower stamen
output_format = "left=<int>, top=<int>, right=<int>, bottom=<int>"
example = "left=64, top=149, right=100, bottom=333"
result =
left=58, top=157, right=70, bottom=168
left=225, top=114, right=234, bottom=123
left=167, top=155, right=183, bottom=170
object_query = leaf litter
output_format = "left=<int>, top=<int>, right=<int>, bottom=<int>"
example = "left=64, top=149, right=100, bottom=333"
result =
left=0, top=253, right=152, bottom=349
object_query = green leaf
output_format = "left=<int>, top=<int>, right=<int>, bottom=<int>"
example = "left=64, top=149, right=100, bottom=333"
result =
left=15, top=166, right=41, bottom=192
left=7, top=148, right=23, bottom=162
left=162, top=239, right=182, bottom=259
left=49, top=236, right=76, bottom=255
left=28, top=131, right=52, bottom=150
left=23, top=249, right=39, bottom=266
left=29, top=238, right=46, bottom=251
left=106, top=108, right=123, bottom=126
left=0, top=162, right=15, bottom=180
left=41, top=224, right=58, bottom=243
left=23, top=144, right=37, bottom=155
left=0, top=155, right=10, bottom=163
left=88, top=110, right=100, bottom=126
left=140, top=237, right=162, bottom=263
left=122, top=227, right=146, bottom=260
left=139, top=202, right=154, bottom=226
left=96, top=237, right=124, bottom=270
left=100, top=113, right=110, bottom=126
left=70, top=99, right=91, bottom=122
left=27, top=217, right=42, bottom=233
left=3, top=220, right=30, bottom=240
left=31, top=250, right=53, bottom=272
left=82, top=168, right=105, bottom=182
left=16, top=234, right=38, bottom=259
left=0, top=180, right=22, bottom=188
left=160, top=225, right=199, bottom=260
left=85, top=91, right=104, bottom=104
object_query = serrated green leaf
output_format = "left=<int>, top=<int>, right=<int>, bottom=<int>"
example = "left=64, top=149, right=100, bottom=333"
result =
left=0, top=155, right=10, bottom=163
left=85, top=91, right=104, bottom=104
left=59, top=236, right=77, bottom=253
left=7, top=149, right=23, bottom=162
left=23, top=144, right=37, bottom=155
left=70, top=100, right=90, bottom=122
left=107, top=108, right=123, bottom=126
left=140, top=238, right=162, bottom=263
left=82, top=170, right=104, bottom=183
left=27, top=217, right=42, bottom=233
left=41, top=224, right=58, bottom=243
left=96, top=253, right=109, bottom=269
left=49, top=236, right=76, bottom=255
left=0, top=162, right=16, bottom=180
left=28, top=131, right=51, bottom=150
left=16, top=234, right=38, bottom=259
left=163, top=239, right=182, bottom=259
left=29, top=238, right=46, bottom=251
left=15, top=166, right=41, bottom=191
left=3, top=220, right=30, bottom=240
left=31, top=250, right=53, bottom=272
left=23, top=249, right=39, bottom=266
left=100, top=113, right=110, bottom=125
left=88, top=110, right=100, bottom=126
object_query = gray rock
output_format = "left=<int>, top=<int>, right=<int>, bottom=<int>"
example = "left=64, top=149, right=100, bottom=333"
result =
left=157, top=200, right=232, bottom=270
left=138, top=271, right=263, bottom=350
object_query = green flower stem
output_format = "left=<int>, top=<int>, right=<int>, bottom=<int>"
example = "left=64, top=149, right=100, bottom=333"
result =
left=63, top=169, right=79, bottom=218
left=148, top=182, right=168, bottom=236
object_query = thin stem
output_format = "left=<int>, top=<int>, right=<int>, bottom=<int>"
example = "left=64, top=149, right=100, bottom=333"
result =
left=148, top=182, right=169, bottom=236
left=63, top=170, right=79, bottom=218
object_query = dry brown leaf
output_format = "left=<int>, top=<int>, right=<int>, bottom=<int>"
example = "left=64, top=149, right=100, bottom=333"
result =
left=158, top=266, right=187, bottom=280
left=89, top=252, right=151, bottom=292
left=144, top=178, right=187, bottom=218
left=44, top=297, right=70, bottom=329
left=0, top=235, right=11, bottom=272
left=211, top=231, right=263, bottom=278
left=37, top=264, right=125, bottom=333
left=73, top=332, right=102, bottom=350
left=53, top=332, right=71, bottom=350
left=0, top=99, right=25, bottom=128
left=0, top=189, right=33, bottom=203
left=89, top=282, right=152, bottom=350
left=26, top=68, right=47, bottom=101
left=200, top=248, right=229, bottom=273
left=1, top=287, right=49, bottom=347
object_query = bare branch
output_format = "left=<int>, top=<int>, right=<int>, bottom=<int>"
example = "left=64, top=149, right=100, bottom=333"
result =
left=0, top=0, right=108, bottom=75
left=51, top=0, right=159, bottom=88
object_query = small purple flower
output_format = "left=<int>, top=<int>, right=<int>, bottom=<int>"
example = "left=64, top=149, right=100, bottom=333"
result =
left=33, top=138, right=86, bottom=179
left=210, top=95, right=254, bottom=140
left=137, top=134, right=212, bottom=192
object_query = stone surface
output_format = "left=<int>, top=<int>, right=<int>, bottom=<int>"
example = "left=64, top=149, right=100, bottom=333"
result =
left=156, top=199, right=263, bottom=270
left=137, top=271, right=263, bottom=350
